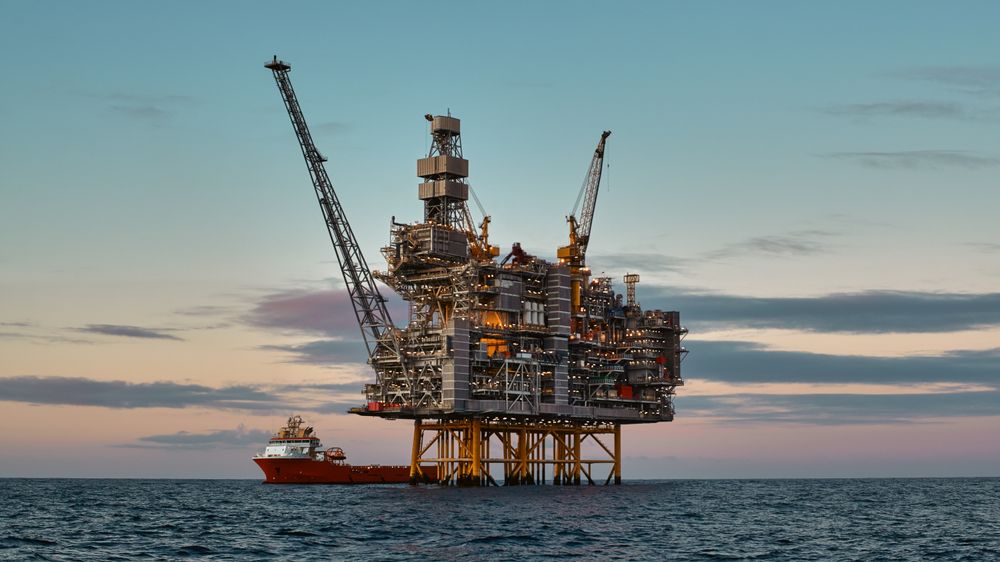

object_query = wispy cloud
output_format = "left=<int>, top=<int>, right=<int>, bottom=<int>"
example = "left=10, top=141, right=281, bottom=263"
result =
left=87, top=91, right=194, bottom=124
left=891, top=64, right=1000, bottom=96
left=966, top=242, right=1000, bottom=253
left=103, top=93, right=194, bottom=104
left=645, top=289, right=1000, bottom=334
left=504, top=79, right=554, bottom=89
left=276, top=382, right=366, bottom=394
left=78, top=324, right=182, bottom=341
left=125, top=424, right=272, bottom=449
left=314, top=121, right=352, bottom=135
left=705, top=230, right=837, bottom=261
left=821, top=100, right=970, bottom=120
left=174, top=305, right=235, bottom=317
left=259, top=339, right=368, bottom=365
left=108, top=104, right=169, bottom=121
left=0, top=331, right=26, bottom=340
left=587, top=252, right=690, bottom=274
left=0, top=324, right=93, bottom=345
left=582, top=223, right=858, bottom=273
left=825, top=150, right=1000, bottom=170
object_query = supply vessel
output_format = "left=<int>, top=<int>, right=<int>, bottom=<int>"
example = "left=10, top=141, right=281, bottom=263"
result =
left=253, top=416, right=438, bottom=484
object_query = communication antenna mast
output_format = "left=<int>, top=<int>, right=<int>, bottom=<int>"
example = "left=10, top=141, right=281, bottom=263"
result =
left=624, top=273, right=640, bottom=309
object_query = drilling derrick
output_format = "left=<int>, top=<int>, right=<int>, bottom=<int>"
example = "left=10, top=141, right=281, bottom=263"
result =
left=417, top=114, right=469, bottom=231
left=265, top=58, right=687, bottom=486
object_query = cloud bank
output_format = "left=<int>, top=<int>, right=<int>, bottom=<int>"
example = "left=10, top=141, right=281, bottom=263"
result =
left=0, top=377, right=363, bottom=413
left=259, top=339, right=368, bottom=365
left=0, top=376, right=272, bottom=409
left=645, top=289, right=1000, bottom=334
left=684, top=341, right=1000, bottom=385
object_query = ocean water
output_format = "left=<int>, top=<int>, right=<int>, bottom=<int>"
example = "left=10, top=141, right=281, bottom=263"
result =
left=1, top=478, right=997, bottom=561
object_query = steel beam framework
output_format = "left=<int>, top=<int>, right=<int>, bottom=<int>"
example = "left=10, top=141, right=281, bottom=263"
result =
left=409, top=419, right=622, bottom=486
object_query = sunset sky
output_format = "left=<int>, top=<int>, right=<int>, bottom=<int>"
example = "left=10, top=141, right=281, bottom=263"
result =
left=2, top=1, right=998, bottom=478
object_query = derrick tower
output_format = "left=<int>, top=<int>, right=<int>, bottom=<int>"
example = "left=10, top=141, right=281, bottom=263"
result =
left=419, top=113, right=471, bottom=230
left=265, top=57, right=687, bottom=486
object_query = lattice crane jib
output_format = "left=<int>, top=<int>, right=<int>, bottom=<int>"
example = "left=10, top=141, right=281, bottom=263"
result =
left=573, top=130, right=612, bottom=257
left=264, top=56, right=403, bottom=381
left=558, top=131, right=611, bottom=311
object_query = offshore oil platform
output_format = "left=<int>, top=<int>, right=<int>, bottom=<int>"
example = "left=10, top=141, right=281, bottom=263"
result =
left=265, top=57, right=687, bottom=486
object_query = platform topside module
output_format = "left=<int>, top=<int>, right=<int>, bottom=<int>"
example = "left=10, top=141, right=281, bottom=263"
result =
left=359, top=115, right=687, bottom=424
left=265, top=56, right=688, bottom=485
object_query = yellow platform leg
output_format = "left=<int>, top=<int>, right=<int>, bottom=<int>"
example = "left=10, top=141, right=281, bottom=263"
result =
left=409, top=419, right=422, bottom=485
left=470, top=418, right=482, bottom=486
left=573, top=431, right=582, bottom=485
left=614, top=423, right=622, bottom=485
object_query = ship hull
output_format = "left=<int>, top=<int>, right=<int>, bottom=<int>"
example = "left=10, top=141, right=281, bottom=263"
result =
left=254, top=457, right=438, bottom=484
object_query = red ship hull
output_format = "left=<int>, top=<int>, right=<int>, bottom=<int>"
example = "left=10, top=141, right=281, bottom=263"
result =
left=254, top=457, right=438, bottom=484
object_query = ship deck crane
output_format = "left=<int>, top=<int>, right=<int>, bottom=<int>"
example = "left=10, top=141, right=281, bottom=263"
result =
left=264, top=56, right=404, bottom=378
left=468, top=186, right=496, bottom=259
left=557, top=130, right=611, bottom=311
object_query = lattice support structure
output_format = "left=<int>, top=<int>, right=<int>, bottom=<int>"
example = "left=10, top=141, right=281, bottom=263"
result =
left=409, top=419, right=621, bottom=486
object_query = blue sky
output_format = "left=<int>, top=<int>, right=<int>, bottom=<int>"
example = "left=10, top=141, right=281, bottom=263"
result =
left=1, top=1, right=998, bottom=478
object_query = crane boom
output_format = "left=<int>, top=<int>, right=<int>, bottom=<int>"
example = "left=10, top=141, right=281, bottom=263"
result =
left=558, top=131, right=610, bottom=312
left=264, top=56, right=401, bottom=366
left=572, top=130, right=611, bottom=256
